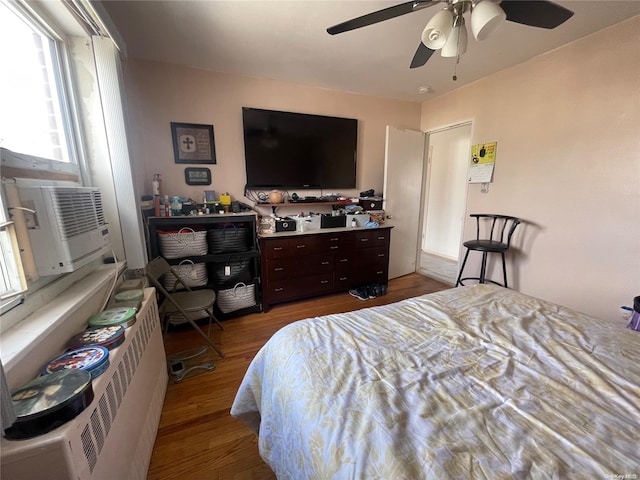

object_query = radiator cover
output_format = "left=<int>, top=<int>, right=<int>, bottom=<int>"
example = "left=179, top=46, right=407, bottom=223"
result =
left=1, top=288, right=168, bottom=480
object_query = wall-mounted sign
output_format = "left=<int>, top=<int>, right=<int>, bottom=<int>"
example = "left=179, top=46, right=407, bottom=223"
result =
left=171, top=122, right=216, bottom=164
left=184, top=167, right=212, bottom=185
left=469, top=142, right=496, bottom=183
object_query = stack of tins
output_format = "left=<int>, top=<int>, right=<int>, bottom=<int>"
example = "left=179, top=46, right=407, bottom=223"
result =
left=3, top=292, right=142, bottom=440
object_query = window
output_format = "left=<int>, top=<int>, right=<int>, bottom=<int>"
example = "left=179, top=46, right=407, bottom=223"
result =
left=0, top=0, right=80, bottom=315
left=0, top=1, right=76, bottom=163
left=0, top=191, right=25, bottom=312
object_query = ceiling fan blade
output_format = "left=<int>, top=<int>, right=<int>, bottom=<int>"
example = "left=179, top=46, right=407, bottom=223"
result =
left=327, top=0, right=439, bottom=35
left=500, top=1, right=573, bottom=29
left=410, top=43, right=435, bottom=69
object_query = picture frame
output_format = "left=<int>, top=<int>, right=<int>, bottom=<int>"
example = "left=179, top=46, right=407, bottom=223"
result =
left=171, top=122, right=216, bottom=164
left=184, top=167, right=212, bottom=185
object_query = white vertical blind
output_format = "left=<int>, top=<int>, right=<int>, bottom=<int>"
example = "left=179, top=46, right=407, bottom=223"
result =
left=91, top=36, right=147, bottom=269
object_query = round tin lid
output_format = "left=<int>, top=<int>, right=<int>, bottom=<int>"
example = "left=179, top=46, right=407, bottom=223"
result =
left=67, top=326, right=125, bottom=350
left=114, top=289, right=144, bottom=303
left=11, top=370, right=93, bottom=420
left=88, top=307, right=136, bottom=328
left=43, top=346, right=109, bottom=376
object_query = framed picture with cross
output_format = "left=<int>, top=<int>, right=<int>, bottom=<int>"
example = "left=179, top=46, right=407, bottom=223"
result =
left=170, top=122, right=216, bottom=164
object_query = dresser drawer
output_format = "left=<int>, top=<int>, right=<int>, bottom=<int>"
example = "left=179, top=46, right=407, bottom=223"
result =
left=317, top=232, right=355, bottom=252
left=267, top=273, right=334, bottom=303
left=354, top=229, right=390, bottom=247
left=266, top=254, right=333, bottom=281
left=262, top=235, right=323, bottom=259
left=261, top=238, right=290, bottom=259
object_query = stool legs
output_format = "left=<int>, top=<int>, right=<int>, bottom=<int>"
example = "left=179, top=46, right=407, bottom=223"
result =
left=456, top=249, right=510, bottom=288
left=455, top=248, right=471, bottom=287
left=501, top=252, right=508, bottom=288
left=479, top=252, right=488, bottom=284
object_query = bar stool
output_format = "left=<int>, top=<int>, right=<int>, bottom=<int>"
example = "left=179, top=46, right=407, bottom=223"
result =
left=455, top=214, right=521, bottom=288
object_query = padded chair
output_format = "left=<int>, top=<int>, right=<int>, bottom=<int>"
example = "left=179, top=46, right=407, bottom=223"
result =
left=145, top=256, right=224, bottom=359
left=455, top=214, right=521, bottom=288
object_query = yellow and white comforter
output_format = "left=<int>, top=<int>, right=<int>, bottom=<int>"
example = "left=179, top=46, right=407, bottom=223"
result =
left=231, top=285, right=640, bottom=479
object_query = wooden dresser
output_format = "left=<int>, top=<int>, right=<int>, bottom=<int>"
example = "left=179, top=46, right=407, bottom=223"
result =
left=260, top=227, right=392, bottom=311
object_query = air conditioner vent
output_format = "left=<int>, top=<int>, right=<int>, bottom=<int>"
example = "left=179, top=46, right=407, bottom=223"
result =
left=50, top=188, right=107, bottom=239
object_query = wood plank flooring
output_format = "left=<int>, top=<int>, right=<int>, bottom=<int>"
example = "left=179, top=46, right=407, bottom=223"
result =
left=147, top=273, right=449, bottom=480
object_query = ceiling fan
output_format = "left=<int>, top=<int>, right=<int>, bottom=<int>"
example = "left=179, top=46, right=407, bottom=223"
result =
left=327, top=0, right=574, bottom=70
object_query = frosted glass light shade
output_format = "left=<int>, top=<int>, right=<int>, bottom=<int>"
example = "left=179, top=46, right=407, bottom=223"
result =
left=421, top=9, right=453, bottom=49
left=471, top=0, right=506, bottom=41
left=441, top=24, right=468, bottom=57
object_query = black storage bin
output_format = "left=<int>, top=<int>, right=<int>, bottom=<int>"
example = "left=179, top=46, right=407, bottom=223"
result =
left=320, top=215, right=347, bottom=229
left=207, top=224, right=249, bottom=253
left=208, top=256, right=253, bottom=287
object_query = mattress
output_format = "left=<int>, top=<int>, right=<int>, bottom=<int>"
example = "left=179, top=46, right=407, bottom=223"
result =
left=231, top=284, right=640, bottom=479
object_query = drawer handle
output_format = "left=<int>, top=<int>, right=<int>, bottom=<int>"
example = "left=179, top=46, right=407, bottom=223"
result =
left=377, top=236, right=386, bottom=240
left=296, top=244, right=306, bottom=249
left=274, top=267, right=284, bottom=271
left=274, top=287, right=284, bottom=292
left=320, top=280, right=329, bottom=284
left=360, top=238, right=369, bottom=242
left=377, top=253, right=385, bottom=257
left=330, top=237, right=339, bottom=241
left=321, top=261, right=330, bottom=265
left=376, top=270, right=384, bottom=275
left=339, top=259, right=348, bottom=262
left=339, top=276, right=347, bottom=281
left=273, top=247, right=283, bottom=251
left=330, top=246, right=338, bottom=250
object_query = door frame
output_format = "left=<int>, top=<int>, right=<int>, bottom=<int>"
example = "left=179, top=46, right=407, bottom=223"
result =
left=416, top=121, right=473, bottom=284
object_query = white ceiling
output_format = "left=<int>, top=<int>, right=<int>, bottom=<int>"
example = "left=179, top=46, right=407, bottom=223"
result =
left=99, top=1, right=640, bottom=102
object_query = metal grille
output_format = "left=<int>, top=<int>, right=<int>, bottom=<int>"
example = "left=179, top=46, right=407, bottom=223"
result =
left=90, top=409, right=105, bottom=453
left=47, top=187, right=106, bottom=240
left=98, top=395, right=111, bottom=435
left=75, top=298, right=159, bottom=475
left=81, top=424, right=98, bottom=472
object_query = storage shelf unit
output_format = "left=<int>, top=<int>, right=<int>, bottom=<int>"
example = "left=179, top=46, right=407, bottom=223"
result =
left=147, top=214, right=262, bottom=318
left=260, top=227, right=392, bottom=311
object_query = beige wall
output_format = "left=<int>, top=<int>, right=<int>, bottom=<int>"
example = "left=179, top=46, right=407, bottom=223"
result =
left=120, top=17, right=639, bottom=321
left=121, top=61, right=420, bottom=204
left=420, top=17, right=640, bottom=320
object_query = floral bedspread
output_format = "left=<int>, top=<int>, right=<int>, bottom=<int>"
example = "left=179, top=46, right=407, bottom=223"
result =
left=231, top=285, right=640, bottom=479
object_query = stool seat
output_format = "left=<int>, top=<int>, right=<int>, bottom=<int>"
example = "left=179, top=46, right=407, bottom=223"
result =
left=462, top=239, right=509, bottom=252
left=456, top=214, right=521, bottom=288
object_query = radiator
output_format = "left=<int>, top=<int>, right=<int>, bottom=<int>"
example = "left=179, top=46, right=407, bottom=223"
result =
left=1, top=288, right=168, bottom=480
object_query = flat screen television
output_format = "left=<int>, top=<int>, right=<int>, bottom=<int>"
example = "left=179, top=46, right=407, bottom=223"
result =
left=242, top=107, right=357, bottom=190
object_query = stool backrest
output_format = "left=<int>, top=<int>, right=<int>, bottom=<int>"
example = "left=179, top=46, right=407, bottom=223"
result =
left=471, top=214, right=521, bottom=246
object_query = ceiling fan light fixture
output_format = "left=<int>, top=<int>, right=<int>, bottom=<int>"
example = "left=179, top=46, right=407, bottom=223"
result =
left=421, top=8, right=454, bottom=50
left=471, top=0, right=506, bottom=41
left=441, top=17, right=467, bottom=58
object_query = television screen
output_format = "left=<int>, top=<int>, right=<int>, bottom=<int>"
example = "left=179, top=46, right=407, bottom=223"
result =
left=242, top=107, right=357, bottom=190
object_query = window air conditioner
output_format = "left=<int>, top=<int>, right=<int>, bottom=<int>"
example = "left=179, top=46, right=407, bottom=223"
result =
left=17, top=186, right=111, bottom=275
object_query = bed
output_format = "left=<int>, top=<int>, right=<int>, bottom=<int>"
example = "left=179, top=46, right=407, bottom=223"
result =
left=230, top=284, right=640, bottom=479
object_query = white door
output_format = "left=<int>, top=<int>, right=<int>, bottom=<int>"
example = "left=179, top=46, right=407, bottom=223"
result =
left=383, top=126, right=426, bottom=279
left=419, top=123, right=471, bottom=284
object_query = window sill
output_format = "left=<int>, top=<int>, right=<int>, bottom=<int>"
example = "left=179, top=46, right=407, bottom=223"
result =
left=0, top=261, right=125, bottom=389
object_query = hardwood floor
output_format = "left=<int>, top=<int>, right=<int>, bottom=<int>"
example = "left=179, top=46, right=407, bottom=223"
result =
left=147, top=273, right=449, bottom=480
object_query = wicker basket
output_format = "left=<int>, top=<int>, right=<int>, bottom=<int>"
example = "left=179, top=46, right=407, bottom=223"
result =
left=208, top=256, right=252, bottom=287
left=158, top=227, right=208, bottom=259
left=217, top=282, right=256, bottom=314
left=162, top=260, right=208, bottom=291
left=207, top=224, right=249, bottom=254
